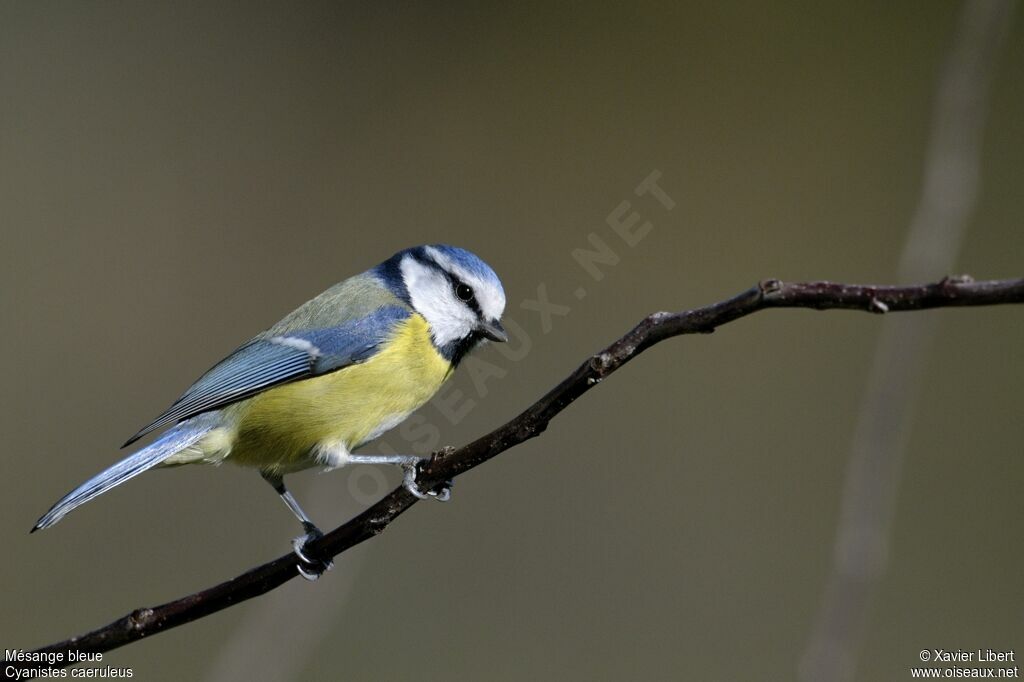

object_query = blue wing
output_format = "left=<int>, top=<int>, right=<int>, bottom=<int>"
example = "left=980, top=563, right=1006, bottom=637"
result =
left=123, top=305, right=411, bottom=446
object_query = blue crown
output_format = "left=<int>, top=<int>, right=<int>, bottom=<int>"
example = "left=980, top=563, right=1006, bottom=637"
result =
left=375, top=244, right=503, bottom=303
left=425, top=244, right=503, bottom=292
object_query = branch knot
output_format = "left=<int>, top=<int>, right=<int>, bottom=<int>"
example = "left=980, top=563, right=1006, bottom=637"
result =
left=128, top=608, right=154, bottom=631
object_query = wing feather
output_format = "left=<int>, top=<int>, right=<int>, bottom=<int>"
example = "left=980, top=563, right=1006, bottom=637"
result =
left=123, top=305, right=410, bottom=446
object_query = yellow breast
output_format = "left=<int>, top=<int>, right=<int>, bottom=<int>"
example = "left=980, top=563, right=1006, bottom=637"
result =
left=226, top=313, right=451, bottom=473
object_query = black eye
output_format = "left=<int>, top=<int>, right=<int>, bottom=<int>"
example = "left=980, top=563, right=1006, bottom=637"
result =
left=455, top=283, right=474, bottom=302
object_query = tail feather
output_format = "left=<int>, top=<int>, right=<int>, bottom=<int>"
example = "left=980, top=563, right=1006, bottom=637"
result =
left=32, top=423, right=213, bottom=532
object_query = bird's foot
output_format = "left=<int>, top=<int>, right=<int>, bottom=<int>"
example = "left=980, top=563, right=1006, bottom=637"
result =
left=400, top=458, right=454, bottom=502
left=292, top=523, right=333, bottom=581
left=346, top=454, right=454, bottom=502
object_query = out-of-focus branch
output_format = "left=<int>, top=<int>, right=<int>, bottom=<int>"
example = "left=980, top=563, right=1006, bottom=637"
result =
left=799, top=1, right=1015, bottom=680
left=26, top=275, right=1024, bottom=670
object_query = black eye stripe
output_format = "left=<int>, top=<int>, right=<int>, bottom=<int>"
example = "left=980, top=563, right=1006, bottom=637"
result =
left=449, top=275, right=482, bottom=316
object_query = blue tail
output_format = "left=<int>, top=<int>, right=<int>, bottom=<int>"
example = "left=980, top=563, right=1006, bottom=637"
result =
left=32, top=423, right=213, bottom=532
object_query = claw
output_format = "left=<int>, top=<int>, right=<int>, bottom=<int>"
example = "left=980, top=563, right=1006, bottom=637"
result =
left=400, top=461, right=454, bottom=502
left=297, top=561, right=327, bottom=581
left=401, top=463, right=429, bottom=499
left=429, top=480, right=454, bottom=502
left=292, top=525, right=333, bottom=581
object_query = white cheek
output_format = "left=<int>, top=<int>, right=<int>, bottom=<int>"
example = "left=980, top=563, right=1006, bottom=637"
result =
left=475, top=286, right=506, bottom=322
left=400, top=256, right=475, bottom=346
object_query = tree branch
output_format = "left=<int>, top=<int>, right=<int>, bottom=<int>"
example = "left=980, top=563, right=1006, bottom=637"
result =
left=31, top=275, right=1024, bottom=667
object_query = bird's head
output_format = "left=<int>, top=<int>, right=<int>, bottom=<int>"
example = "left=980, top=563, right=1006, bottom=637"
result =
left=377, top=245, right=507, bottom=364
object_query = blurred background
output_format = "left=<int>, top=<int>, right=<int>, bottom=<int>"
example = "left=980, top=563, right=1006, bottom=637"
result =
left=1, top=2, right=1021, bottom=680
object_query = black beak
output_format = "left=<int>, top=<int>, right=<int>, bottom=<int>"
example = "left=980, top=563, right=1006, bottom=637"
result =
left=478, top=319, right=508, bottom=343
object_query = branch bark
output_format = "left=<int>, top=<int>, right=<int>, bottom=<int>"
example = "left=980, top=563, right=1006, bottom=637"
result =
left=30, top=275, right=1024, bottom=668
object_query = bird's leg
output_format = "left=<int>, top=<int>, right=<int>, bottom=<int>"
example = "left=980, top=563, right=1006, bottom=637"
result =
left=261, top=471, right=333, bottom=581
left=346, top=454, right=454, bottom=501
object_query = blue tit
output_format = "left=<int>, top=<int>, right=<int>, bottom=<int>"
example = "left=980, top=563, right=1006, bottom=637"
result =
left=33, top=244, right=507, bottom=579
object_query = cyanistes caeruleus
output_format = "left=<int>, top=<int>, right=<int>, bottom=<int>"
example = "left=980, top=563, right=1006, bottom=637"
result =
left=33, top=244, right=507, bottom=579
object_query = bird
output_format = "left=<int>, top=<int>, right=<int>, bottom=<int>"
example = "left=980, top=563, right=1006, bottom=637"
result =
left=32, top=244, right=507, bottom=579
